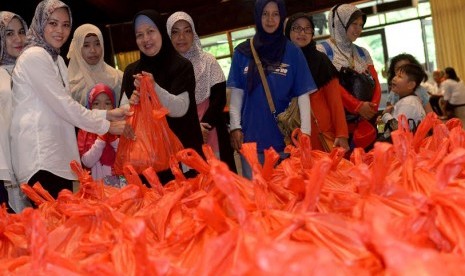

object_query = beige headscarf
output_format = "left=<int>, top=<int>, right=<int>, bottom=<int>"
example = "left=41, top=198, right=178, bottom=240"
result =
left=67, top=23, right=122, bottom=106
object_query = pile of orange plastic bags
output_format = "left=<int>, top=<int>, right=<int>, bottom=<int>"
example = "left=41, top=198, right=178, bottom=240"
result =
left=2, top=113, right=465, bottom=275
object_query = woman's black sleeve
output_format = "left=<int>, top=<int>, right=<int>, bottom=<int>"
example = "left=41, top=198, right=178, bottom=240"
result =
left=201, top=81, right=227, bottom=128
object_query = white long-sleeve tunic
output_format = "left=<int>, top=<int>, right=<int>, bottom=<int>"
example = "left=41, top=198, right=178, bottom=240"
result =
left=0, top=67, right=14, bottom=182
left=10, top=47, right=110, bottom=183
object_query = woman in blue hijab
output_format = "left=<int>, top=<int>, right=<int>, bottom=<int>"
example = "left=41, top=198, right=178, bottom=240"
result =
left=227, top=0, right=317, bottom=179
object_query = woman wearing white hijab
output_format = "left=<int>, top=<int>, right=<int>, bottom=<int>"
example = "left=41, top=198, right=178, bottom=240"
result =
left=67, top=23, right=123, bottom=106
left=167, top=11, right=236, bottom=172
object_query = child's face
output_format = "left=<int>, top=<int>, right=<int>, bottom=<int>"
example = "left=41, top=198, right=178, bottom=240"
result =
left=391, top=71, right=415, bottom=97
left=91, top=93, right=113, bottom=110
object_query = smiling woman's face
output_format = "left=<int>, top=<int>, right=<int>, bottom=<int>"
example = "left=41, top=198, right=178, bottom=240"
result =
left=5, top=17, right=27, bottom=58
left=43, top=7, right=71, bottom=49
left=346, top=16, right=363, bottom=42
left=261, top=1, right=280, bottom=34
left=170, top=20, right=193, bottom=54
left=135, top=23, right=162, bottom=57
left=289, top=17, right=313, bottom=48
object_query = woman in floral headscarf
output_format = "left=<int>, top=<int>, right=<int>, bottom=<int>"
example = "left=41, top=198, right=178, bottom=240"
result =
left=67, top=23, right=123, bottom=106
left=317, top=3, right=381, bottom=150
left=10, top=0, right=130, bottom=199
left=166, top=11, right=236, bottom=172
left=0, top=11, right=28, bottom=212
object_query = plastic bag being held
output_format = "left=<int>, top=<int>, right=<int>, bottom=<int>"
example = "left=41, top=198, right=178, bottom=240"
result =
left=114, top=76, right=184, bottom=174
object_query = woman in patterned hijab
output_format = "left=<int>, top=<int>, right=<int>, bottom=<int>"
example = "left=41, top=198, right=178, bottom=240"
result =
left=316, top=3, right=381, bottom=150
left=166, top=11, right=236, bottom=172
left=23, top=0, right=72, bottom=61
left=0, top=11, right=28, bottom=69
left=0, top=11, right=29, bottom=213
left=10, top=0, right=129, bottom=199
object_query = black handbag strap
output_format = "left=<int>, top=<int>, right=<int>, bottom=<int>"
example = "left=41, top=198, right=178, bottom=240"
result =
left=250, top=38, right=276, bottom=117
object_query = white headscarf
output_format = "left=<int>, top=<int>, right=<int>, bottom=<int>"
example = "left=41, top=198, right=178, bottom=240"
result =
left=166, top=12, right=225, bottom=105
left=326, top=4, right=372, bottom=73
left=67, top=23, right=123, bottom=106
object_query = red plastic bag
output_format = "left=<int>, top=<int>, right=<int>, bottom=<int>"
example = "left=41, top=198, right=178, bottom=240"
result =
left=114, top=76, right=184, bottom=174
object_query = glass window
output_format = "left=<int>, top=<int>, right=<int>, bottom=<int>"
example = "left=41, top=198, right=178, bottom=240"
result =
left=384, top=20, right=425, bottom=64
left=418, top=2, right=432, bottom=17
left=357, top=32, right=386, bottom=85
left=217, top=57, right=232, bottom=78
left=201, top=33, right=228, bottom=48
left=312, top=12, right=330, bottom=38
left=231, top=27, right=255, bottom=48
left=422, top=17, right=437, bottom=71
left=385, top=7, right=419, bottom=23
left=365, top=14, right=381, bottom=28
left=202, top=43, right=231, bottom=59
left=201, top=33, right=230, bottom=58
left=378, top=14, right=386, bottom=25
left=199, top=26, right=256, bottom=76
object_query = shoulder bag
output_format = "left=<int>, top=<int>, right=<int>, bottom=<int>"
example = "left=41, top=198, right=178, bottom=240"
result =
left=320, top=40, right=375, bottom=122
left=249, top=38, right=300, bottom=144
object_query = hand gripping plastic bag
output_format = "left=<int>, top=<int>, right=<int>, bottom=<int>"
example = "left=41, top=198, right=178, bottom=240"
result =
left=114, top=76, right=184, bottom=174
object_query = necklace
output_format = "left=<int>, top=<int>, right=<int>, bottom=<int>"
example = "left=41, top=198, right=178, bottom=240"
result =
left=330, top=38, right=355, bottom=69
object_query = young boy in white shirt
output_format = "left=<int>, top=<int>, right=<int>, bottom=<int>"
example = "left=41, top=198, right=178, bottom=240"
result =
left=381, top=63, right=427, bottom=139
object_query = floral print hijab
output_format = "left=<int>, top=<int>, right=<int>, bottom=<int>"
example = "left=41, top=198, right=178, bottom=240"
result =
left=326, top=4, right=372, bottom=72
left=24, top=0, right=72, bottom=61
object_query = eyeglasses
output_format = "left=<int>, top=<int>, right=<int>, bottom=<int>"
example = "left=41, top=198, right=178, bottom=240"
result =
left=291, top=26, right=314, bottom=34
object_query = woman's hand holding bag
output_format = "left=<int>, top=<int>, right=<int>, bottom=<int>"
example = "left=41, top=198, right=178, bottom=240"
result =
left=114, top=74, right=184, bottom=174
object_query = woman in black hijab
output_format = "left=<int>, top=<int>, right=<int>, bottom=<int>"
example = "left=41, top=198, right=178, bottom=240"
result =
left=285, top=13, right=349, bottom=152
left=120, top=9, right=203, bottom=184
